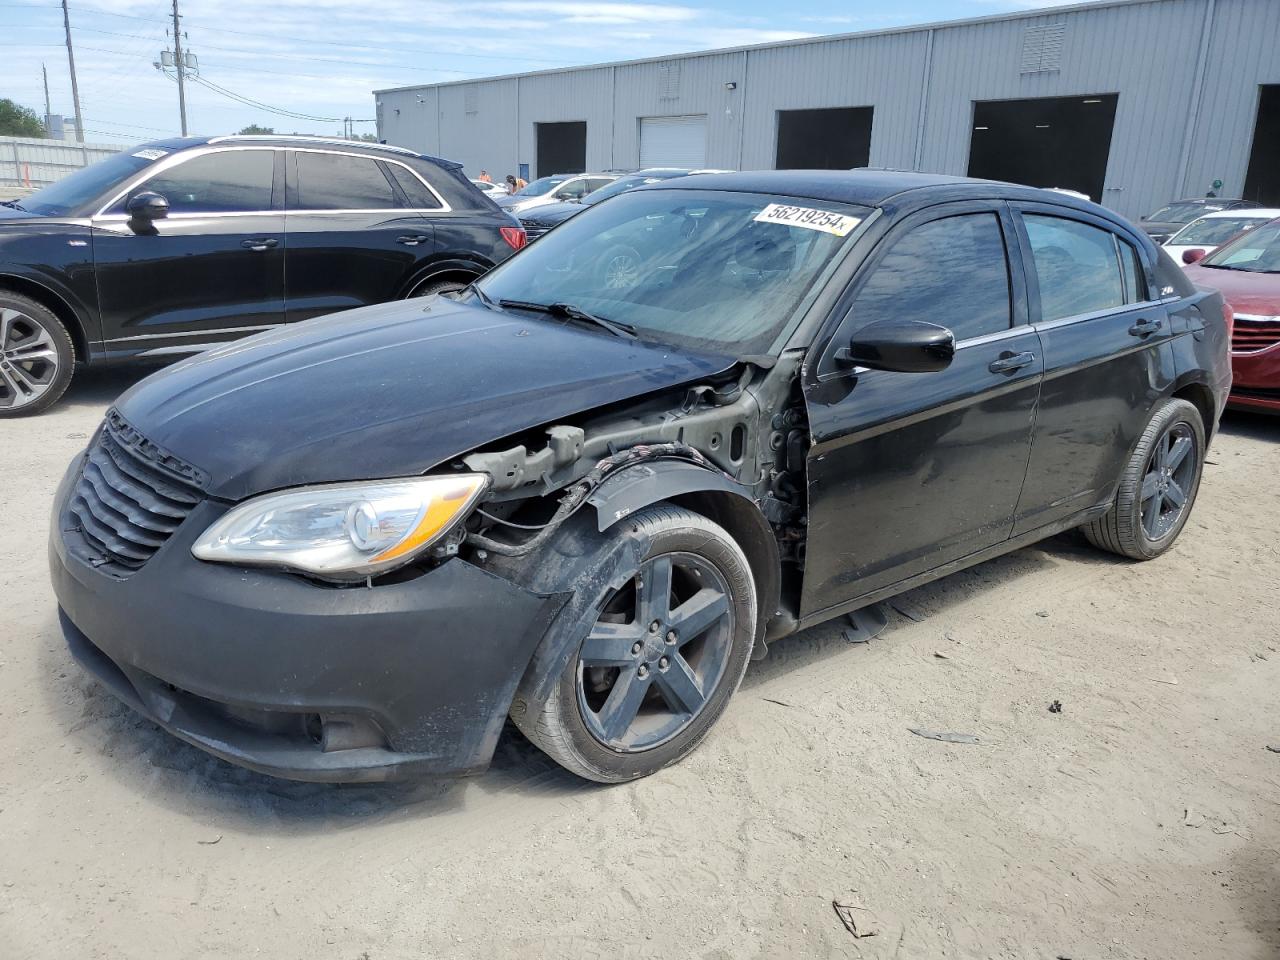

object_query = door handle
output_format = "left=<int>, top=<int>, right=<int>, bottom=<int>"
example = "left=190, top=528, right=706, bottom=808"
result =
left=988, top=351, right=1036, bottom=374
left=1128, top=318, right=1163, bottom=337
left=397, top=235, right=430, bottom=246
left=241, top=237, right=279, bottom=251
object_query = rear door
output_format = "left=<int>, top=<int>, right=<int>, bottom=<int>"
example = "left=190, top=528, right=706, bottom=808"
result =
left=283, top=149, right=444, bottom=322
left=801, top=203, right=1042, bottom=618
left=1009, top=205, right=1176, bottom=534
left=92, top=147, right=285, bottom=354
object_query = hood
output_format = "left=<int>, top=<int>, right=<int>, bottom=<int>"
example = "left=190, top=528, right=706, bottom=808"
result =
left=520, top=202, right=584, bottom=226
left=1183, top=264, right=1280, bottom=316
left=115, top=297, right=736, bottom=500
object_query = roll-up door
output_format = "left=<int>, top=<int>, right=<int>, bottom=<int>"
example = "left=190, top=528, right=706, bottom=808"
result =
left=639, top=115, right=708, bottom=169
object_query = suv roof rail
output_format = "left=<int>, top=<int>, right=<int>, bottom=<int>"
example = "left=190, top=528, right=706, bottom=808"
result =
left=206, top=135, right=420, bottom=157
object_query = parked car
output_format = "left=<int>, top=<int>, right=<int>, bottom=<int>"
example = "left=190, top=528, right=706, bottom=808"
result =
left=0, top=135, right=525, bottom=416
left=50, top=170, right=1229, bottom=785
left=495, top=172, right=619, bottom=215
left=519, top=168, right=734, bottom=240
left=1139, top=197, right=1260, bottom=243
left=1163, top=208, right=1280, bottom=265
left=1184, top=217, right=1280, bottom=413
left=470, top=177, right=509, bottom=201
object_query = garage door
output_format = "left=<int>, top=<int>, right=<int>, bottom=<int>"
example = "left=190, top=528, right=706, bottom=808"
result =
left=639, top=115, right=707, bottom=169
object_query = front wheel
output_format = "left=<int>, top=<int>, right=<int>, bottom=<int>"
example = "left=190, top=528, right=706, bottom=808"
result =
left=1082, top=398, right=1205, bottom=560
left=409, top=277, right=470, bottom=299
left=0, top=292, right=75, bottom=417
left=512, top=505, right=757, bottom=783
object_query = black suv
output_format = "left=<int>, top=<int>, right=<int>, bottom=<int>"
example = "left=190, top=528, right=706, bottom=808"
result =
left=0, top=135, right=523, bottom=416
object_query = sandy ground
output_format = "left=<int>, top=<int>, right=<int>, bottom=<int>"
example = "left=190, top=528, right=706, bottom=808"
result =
left=1, top=363, right=1278, bottom=960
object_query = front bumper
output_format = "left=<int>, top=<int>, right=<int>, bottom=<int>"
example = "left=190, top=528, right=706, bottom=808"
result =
left=1228, top=341, right=1280, bottom=414
left=49, top=454, right=563, bottom=782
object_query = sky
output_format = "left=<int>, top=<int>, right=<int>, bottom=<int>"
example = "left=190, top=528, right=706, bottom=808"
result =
left=2, top=0, right=1092, bottom=144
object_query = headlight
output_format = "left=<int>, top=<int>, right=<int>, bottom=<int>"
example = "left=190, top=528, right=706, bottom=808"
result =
left=191, top=474, right=488, bottom=579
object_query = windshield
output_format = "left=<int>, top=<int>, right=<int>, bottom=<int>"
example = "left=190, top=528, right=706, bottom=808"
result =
left=1168, top=215, right=1265, bottom=247
left=1146, top=201, right=1228, bottom=224
left=582, top=173, right=684, bottom=205
left=476, top=188, right=869, bottom=355
left=514, top=176, right=567, bottom=197
left=19, top=150, right=158, bottom=216
left=1200, top=220, right=1280, bottom=272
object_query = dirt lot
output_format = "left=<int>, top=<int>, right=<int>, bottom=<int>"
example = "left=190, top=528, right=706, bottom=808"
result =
left=1, top=364, right=1278, bottom=960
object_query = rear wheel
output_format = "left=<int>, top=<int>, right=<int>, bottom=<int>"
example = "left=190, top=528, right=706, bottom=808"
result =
left=409, top=277, right=470, bottom=299
left=1082, top=398, right=1205, bottom=559
left=0, top=292, right=75, bottom=417
left=512, top=505, right=757, bottom=783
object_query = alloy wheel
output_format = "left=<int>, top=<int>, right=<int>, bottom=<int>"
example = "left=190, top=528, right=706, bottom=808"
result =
left=577, top=552, right=735, bottom=752
left=1139, top=422, right=1197, bottom=541
left=0, top=308, right=60, bottom=411
left=602, top=252, right=640, bottom=290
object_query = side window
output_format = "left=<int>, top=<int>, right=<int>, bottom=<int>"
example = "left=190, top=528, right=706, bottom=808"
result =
left=383, top=163, right=441, bottom=209
left=1024, top=215, right=1126, bottom=322
left=555, top=179, right=588, bottom=200
left=295, top=152, right=397, bottom=210
left=849, top=212, right=1012, bottom=342
left=125, top=150, right=273, bottom=214
left=586, top=178, right=613, bottom=193
left=1118, top=239, right=1146, bottom=303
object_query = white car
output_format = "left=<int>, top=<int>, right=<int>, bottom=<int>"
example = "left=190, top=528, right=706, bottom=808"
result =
left=470, top=178, right=508, bottom=201
left=1164, top=208, right=1280, bottom=265
left=495, top=172, right=619, bottom=214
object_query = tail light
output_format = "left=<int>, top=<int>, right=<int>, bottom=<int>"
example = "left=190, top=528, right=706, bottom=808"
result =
left=500, top=226, right=527, bottom=251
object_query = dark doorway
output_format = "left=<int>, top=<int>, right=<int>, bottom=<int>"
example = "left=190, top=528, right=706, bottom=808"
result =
left=968, top=94, right=1118, bottom=202
left=535, top=121, right=586, bottom=178
left=776, top=107, right=873, bottom=170
left=1244, top=85, right=1280, bottom=206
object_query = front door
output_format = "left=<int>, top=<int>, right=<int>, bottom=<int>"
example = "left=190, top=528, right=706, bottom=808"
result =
left=284, top=149, right=441, bottom=322
left=801, top=204, right=1042, bottom=619
left=1009, top=206, right=1177, bottom=534
left=92, top=148, right=285, bottom=356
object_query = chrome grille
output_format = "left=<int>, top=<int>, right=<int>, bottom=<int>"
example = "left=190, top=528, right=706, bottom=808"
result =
left=520, top=220, right=550, bottom=241
left=67, top=413, right=204, bottom=575
left=1231, top=318, right=1280, bottom=354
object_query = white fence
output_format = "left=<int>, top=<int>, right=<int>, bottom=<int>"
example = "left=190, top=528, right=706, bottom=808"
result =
left=0, top=135, right=122, bottom=188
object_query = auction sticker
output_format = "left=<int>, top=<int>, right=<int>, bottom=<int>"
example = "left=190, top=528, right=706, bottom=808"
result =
left=753, top=203, right=860, bottom=236
left=131, top=149, right=169, bottom=160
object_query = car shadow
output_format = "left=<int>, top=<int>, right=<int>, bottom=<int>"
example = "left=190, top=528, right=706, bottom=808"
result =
left=58, top=360, right=174, bottom=413
left=1216, top=408, right=1280, bottom=443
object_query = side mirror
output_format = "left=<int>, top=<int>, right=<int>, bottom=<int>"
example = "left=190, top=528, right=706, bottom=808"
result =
left=838, top=319, right=956, bottom=373
left=127, top=191, right=169, bottom=222
left=1182, top=248, right=1207, bottom=264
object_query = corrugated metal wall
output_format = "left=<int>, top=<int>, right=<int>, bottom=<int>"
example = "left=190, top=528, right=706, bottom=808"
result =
left=0, top=136, right=122, bottom=188
left=374, top=0, right=1280, bottom=219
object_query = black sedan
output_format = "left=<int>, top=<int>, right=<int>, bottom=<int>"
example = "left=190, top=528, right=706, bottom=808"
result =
left=0, top=135, right=523, bottom=416
left=50, top=171, right=1231, bottom=784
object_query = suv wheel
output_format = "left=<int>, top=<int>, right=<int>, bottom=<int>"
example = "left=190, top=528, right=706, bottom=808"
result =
left=1082, top=398, right=1205, bottom=559
left=511, top=504, right=757, bottom=783
left=409, top=277, right=469, bottom=299
left=0, top=292, right=75, bottom=417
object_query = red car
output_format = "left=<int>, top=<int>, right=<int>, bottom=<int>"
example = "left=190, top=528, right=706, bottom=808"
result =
left=1184, top=217, right=1280, bottom=413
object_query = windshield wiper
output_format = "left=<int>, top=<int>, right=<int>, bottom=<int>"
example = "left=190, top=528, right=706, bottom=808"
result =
left=0, top=200, right=26, bottom=211
left=498, top=299, right=636, bottom=339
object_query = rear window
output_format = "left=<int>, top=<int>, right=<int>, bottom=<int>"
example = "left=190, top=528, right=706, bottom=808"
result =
left=385, top=164, right=441, bottom=209
left=295, top=152, right=397, bottom=210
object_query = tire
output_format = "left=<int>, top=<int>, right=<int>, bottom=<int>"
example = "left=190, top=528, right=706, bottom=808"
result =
left=409, top=277, right=470, bottom=299
left=510, top=504, right=757, bottom=783
left=593, top=244, right=643, bottom=291
left=0, top=291, right=75, bottom=417
left=1081, top=398, right=1205, bottom=560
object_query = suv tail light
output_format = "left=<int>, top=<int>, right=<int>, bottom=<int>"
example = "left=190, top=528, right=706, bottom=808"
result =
left=500, top=226, right=527, bottom=251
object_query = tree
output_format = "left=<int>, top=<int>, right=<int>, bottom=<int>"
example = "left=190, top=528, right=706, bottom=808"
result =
left=237, top=124, right=274, bottom=135
left=0, top=99, right=46, bottom=138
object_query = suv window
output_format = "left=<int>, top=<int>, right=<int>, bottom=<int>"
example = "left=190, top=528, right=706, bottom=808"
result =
left=1025, top=215, right=1126, bottom=321
left=121, top=150, right=274, bottom=214
left=295, top=152, right=398, bottom=210
left=383, top=163, right=441, bottom=209
left=849, top=212, right=1012, bottom=342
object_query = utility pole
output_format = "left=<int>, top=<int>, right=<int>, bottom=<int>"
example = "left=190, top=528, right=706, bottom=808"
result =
left=60, top=0, right=84, bottom=143
left=171, top=0, right=187, bottom=136
left=42, top=64, right=51, bottom=118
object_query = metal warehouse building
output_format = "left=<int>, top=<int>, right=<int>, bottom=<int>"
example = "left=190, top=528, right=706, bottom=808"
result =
left=374, top=0, right=1280, bottom=220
